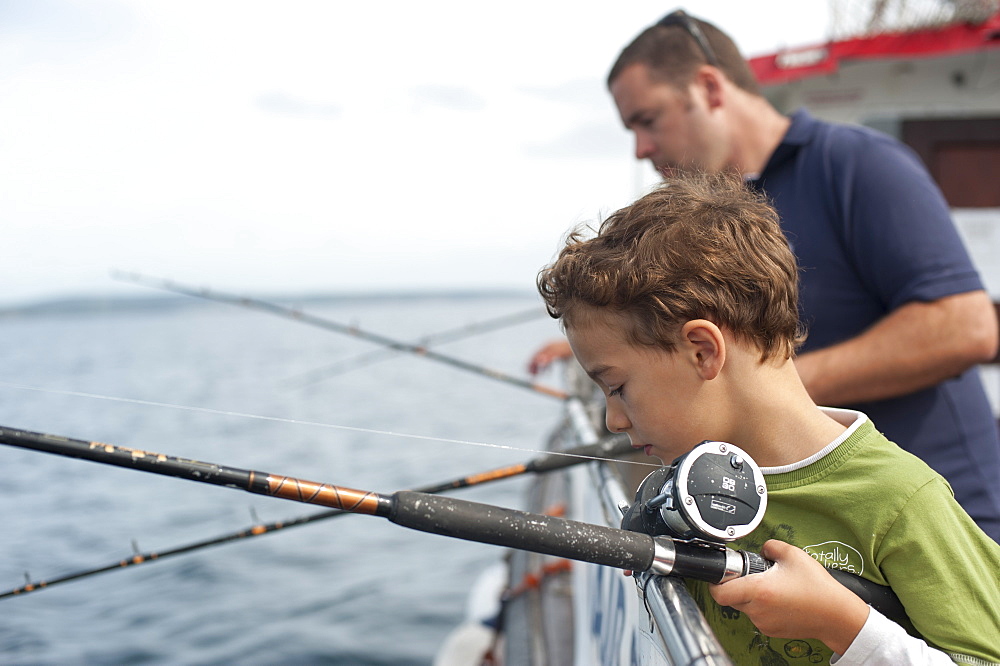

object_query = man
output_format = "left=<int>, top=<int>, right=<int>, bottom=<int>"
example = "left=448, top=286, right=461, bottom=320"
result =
left=531, top=10, right=1000, bottom=540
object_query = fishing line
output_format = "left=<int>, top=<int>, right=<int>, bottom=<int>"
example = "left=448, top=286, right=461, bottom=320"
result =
left=0, top=381, right=659, bottom=468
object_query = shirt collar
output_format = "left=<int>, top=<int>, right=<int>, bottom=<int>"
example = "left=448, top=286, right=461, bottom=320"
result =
left=759, top=407, right=869, bottom=475
left=782, top=108, right=818, bottom=146
left=754, top=107, right=818, bottom=180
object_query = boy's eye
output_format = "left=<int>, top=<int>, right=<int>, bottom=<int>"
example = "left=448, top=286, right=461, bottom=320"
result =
left=609, top=386, right=624, bottom=398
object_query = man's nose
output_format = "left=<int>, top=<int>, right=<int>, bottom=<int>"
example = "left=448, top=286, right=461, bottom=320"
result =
left=634, top=132, right=655, bottom=160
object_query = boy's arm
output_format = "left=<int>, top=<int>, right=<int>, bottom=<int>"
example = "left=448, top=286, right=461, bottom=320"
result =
left=712, top=540, right=983, bottom=663
left=834, top=609, right=958, bottom=666
left=709, top=540, right=869, bottom=653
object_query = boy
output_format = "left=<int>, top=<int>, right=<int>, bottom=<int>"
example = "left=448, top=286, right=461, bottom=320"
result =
left=536, top=172, right=1000, bottom=665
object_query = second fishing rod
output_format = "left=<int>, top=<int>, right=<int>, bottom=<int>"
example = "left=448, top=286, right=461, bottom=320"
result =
left=114, top=271, right=568, bottom=400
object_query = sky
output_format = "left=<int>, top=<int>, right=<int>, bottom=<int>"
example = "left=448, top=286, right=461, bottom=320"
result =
left=0, top=1, right=832, bottom=306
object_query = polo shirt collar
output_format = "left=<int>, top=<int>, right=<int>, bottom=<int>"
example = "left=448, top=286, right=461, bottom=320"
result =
left=758, top=108, right=818, bottom=178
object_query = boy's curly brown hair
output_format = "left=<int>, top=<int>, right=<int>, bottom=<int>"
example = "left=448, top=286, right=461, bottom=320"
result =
left=537, top=171, right=805, bottom=361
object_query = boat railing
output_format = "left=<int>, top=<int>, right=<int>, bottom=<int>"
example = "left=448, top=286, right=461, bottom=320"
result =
left=561, top=363, right=734, bottom=666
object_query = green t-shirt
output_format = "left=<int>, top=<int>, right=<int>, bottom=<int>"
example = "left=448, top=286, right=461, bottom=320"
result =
left=685, top=409, right=1000, bottom=665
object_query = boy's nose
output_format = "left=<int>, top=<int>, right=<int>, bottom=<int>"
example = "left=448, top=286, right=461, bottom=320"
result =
left=605, top=402, right=631, bottom=433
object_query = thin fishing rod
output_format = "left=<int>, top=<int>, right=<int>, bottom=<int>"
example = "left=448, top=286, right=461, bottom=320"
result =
left=0, top=424, right=914, bottom=631
left=1, top=434, right=632, bottom=599
left=284, top=306, right=547, bottom=387
left=113, top=271, right=567, bottom=400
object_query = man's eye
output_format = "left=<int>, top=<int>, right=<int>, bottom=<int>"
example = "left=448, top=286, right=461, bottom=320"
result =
left=609, top=386, right=624, bottom=398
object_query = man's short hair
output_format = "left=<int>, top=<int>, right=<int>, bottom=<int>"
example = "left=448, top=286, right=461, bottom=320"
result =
left=607, top=12, right=761, bottom=96
left=537, top=172, right=804, bottom=361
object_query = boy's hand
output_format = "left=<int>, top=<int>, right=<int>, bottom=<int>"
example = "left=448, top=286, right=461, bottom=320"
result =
left=709, top=540, right=870, bottom=655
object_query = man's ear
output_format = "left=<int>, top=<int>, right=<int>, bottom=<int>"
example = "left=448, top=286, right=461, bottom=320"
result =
left=694, top=65, right=725, bottom=110
left=680, top=319, right=725, bottom=380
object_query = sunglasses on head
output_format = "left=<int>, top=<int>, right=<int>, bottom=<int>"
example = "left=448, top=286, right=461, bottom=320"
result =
left=656, top=9, right=719, bottom=66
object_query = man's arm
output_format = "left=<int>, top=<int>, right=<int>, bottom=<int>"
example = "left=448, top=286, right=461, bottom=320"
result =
left=795, top=290, right=998, bottom=406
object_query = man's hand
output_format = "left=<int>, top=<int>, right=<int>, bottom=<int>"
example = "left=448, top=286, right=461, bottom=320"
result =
left=709, top=540, right=870, bottom=655
left=527, top=338, right=573, bottom=375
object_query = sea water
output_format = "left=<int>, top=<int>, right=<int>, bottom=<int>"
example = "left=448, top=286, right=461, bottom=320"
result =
left=0, top=294, right=564, bottom=665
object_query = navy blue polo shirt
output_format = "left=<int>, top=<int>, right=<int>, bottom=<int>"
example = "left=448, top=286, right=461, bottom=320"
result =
left=749, top=109, right=1000, bottom=540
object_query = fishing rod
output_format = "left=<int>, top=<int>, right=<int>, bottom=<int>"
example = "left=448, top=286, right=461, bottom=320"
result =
left=284, top=306, right=547, bottom=387
left=0, top=425, right=913, bottom=632
left=1, top=433, right=633, bottom=599
left=0, top=425, right=680, bottom=572
left=113, top=271, right=567, bottom=400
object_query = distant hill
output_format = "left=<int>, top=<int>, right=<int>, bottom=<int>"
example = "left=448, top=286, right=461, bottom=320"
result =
left=0, top=295, right=191, bottom=317
left=0, top=289, right=537, bottom=318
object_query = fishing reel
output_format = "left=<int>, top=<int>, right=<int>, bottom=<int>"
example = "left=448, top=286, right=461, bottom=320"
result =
left=621, top=440, right=767, bottom=544
left=616, top=441, right=913, bottom=629
left=619, top=441, right=770, bottom=582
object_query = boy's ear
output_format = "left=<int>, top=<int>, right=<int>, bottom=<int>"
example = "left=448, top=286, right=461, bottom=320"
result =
left=680, top=319, right=725, bottom=380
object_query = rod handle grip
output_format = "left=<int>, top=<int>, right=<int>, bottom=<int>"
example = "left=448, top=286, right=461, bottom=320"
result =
left=390, top=491, right=655, bottom=571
